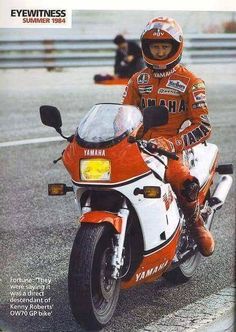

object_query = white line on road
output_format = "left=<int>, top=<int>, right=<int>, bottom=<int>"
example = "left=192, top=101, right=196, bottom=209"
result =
left=0, top=136, right=64, bottom=148
left=138, top=284, right=235, bottom=332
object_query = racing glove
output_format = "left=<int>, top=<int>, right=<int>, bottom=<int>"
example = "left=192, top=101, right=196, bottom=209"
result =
left=148, top=137, right=175, bottom=152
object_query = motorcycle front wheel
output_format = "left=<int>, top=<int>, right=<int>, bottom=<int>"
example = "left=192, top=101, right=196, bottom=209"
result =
left=68, top=223, right=120, bottom=330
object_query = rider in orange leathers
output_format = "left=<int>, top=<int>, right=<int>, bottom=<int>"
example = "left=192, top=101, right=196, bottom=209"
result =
left=122, top=17, right=215, bottom=256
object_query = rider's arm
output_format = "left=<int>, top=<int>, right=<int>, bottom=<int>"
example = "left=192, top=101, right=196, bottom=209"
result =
left=121, top=76, right=141, bottom=106
left=169, top=79, right=212, bottom=152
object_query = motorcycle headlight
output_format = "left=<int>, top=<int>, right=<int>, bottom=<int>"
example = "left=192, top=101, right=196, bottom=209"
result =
left=80, top=158, right=111, bottom=181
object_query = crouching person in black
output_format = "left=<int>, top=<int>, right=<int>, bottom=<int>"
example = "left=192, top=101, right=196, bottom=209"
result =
left=113, top=34, right=145, bottom=78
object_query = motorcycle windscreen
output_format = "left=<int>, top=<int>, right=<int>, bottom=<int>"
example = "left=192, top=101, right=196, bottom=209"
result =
left=76, top=103, right=142, bottom=148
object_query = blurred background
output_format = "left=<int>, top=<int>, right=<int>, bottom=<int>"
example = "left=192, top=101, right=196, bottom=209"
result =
left=0, top=11, right=235, bottom=332
left=0, top=10, right=236, bottom=69
left=1, top=10, right=236, bottom=37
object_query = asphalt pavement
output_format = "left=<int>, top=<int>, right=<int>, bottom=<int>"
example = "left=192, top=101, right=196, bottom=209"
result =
left=0, top=64, right=235, bottom=332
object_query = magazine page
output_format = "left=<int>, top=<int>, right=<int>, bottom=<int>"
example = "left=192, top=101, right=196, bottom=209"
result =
left=0, top=1, right=235, bottom=331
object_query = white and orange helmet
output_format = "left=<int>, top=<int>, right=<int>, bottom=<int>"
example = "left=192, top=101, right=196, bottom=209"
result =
left=141, top=17, right=183, bottom=71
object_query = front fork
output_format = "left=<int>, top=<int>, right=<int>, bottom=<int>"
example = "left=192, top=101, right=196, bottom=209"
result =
left=111, top=199, right=129, bottom=279
left=81, top=195, right=129, bottom=279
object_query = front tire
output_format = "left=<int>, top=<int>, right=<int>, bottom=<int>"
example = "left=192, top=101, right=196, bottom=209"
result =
left=68, top=223, right=120, bottom=330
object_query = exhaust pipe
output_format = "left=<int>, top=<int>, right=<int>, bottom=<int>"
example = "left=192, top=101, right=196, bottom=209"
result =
left=209, top=175, right=233, bottom=210
left=202, top=175, right=233, bottom=230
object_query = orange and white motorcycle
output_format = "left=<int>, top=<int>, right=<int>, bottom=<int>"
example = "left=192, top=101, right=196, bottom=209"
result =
left=40, top=103, right=233, bottom=331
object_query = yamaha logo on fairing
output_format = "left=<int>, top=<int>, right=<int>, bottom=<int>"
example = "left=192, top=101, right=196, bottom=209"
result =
left=135, top=260, right=169, bottom=282
left=84, top=149, right=106, bottom=157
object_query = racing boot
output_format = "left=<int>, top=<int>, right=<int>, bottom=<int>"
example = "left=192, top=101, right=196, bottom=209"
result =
left=184, top=204, right=215, bottom=257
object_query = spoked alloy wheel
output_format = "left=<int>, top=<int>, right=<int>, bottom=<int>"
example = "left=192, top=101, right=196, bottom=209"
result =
left=68, top=223, right=120, bottom=330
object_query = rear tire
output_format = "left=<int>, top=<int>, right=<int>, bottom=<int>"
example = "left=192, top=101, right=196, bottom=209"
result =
left=164, top=190, right=214, bottom=284
left=163, top=250, right=202, bottom=284
left=68, top=223, right=120, bottom=330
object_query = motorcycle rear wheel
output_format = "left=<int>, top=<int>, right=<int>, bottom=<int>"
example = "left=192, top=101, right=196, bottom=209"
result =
left=163, top=250, right=202, bottom=284
left=68, top=223, right=120, bottom=330
left=164, top=194, right=214, bottom=284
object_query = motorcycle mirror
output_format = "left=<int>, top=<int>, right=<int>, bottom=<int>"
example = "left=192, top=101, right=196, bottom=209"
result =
left=143, top=106, right=169, bottom=134
left=39, top=105, right=62, bottom=130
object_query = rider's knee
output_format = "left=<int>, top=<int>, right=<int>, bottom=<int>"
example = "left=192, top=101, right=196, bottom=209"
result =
left=181, top=178, right=200, bottom=202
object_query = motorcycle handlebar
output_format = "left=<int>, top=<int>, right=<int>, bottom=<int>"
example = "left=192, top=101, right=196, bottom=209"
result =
left=155, top=147, right=179, bottom=161
left=146, top=142, right=179, bottom=160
